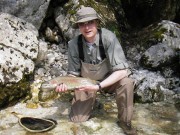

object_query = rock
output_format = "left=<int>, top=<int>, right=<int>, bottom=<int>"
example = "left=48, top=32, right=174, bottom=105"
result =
left=0, top=13, right=39, bottom=59
left=36, top=40, right=48, bottom=66
left=132, top=69, right=175, bottom=103
left=0, top=45, right=34, bottom=83
left=46, top=53, right=56, bottom=65
left=160, top=20, right=180, bottom=50
left=55, top=6, right=80, bottom=40
left=0, top=13, right=39, bottom=108
left=49, top=67, right=62, bottom=77
left=140, top=43, right=176, bottom=69
left=45, top=27, right=62, bottom=43
left=0, top=0, right=51, bottom=29
left=36, top=68, right=46, bottom=77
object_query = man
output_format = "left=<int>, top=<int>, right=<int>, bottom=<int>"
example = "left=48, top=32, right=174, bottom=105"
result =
left=56, top=6, right=137, bottom=135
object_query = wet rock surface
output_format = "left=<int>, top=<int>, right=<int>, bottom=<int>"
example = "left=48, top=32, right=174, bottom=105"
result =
left=0, top=95, right=179, bottom=135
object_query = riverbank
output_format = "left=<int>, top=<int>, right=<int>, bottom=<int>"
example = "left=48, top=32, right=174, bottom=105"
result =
left=0, top=93, right=179, bottom=135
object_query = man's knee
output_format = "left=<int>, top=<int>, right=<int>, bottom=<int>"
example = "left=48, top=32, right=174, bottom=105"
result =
left=116, top=77, right=135, bottom=96
left=119, top=77, right=134, bottom=86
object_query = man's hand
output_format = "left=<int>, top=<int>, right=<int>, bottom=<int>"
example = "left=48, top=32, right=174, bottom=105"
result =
left=55, top=83, right=68, bottom=92
left=55, top=74, right=77, bottom=92
left=76, top=84, right=99, bottom=91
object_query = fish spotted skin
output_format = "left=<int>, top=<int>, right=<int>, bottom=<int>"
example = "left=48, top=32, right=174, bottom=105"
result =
left=40, top=76, right=97, bottom=91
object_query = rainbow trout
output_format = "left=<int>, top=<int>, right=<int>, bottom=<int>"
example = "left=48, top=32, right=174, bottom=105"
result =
left=40, top=76, right=97, bottom=91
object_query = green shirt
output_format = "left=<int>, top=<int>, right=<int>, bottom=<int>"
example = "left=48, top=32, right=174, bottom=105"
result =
left=67, top=28, right=129, bottom=76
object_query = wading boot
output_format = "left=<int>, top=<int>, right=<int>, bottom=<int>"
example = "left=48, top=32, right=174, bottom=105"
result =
left=117, top=121, right=137, bottom=135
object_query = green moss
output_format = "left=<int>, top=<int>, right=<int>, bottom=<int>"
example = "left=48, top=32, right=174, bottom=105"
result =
left=131, top=24, right=168, bottom=51
left=152, top=27, right=167, bottom=40
left=0, top=74, right=32, bottom=108
left=107, top=21, right=121, bottom=38
left=64, top=2, right=76, bottom=15
left=68, top=10, right=76, bottom=15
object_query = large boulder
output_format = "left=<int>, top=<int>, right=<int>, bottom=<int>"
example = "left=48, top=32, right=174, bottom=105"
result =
left=125, top=20, right=180, bottom=103
left=0, top=13, right=39, bottom=108
left=132, top=69, right=175, bottom=103
left=140, top=43, right=176, bottom=69
left=0, top=0, right=51, bottom=29
left=126, top=20, right=180, bottom=69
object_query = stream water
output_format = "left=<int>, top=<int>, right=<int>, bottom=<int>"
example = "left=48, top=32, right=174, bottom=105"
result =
left=0, top=93, right=179, bottom=135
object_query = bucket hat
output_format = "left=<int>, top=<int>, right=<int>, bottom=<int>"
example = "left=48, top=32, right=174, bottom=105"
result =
left=73, top=6, right=99, bottom=29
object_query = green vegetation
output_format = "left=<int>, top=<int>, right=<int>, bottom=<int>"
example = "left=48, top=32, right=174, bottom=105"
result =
left=0, top=74, right=32, bottom=108
left=152, top=27, right=167, bottom=41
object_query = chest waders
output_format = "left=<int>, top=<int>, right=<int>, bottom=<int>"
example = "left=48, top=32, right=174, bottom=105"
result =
left=70, top=29, right=135, bottom=126
left=77, top=29, right=110, bottom=81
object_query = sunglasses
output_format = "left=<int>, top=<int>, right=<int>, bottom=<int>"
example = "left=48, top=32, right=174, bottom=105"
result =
left=78, top=20, right=95, bottom=27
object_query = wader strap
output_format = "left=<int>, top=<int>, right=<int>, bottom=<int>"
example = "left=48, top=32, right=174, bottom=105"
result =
left=99, top=29, right=106, bottom=60
left=78, top=34, right=84, bottom=61
left=78, top=29, right=106, bottom=62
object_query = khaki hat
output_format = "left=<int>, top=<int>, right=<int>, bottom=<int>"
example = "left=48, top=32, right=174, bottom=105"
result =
left=73, top=6, right=99, bottom=29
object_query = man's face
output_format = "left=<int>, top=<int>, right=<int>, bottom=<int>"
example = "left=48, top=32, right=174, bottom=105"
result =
left=78, top=20, right=98, bottom=42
